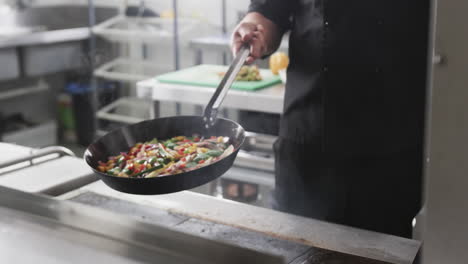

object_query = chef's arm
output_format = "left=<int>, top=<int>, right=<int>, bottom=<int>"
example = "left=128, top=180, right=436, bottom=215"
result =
left=231, top=0, right=294, bottom=64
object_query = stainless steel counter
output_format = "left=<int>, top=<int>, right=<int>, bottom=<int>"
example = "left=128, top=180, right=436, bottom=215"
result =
left=0, top=185, right=283, bottom=264
left=60, top=181, right=421, bottom=264
left=68, top=191, right=391, bottom=264
left=0, top=143, right=420, bottom=264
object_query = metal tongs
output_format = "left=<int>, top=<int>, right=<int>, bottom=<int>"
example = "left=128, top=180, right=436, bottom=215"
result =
left=203, top=45, right=250, bottom=128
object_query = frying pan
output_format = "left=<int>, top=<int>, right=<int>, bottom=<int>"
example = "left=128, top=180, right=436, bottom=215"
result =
left=84, top=45, right=250, bottom=195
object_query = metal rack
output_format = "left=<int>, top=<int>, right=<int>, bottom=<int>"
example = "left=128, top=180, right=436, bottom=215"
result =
left=0, top=79, right=49, bottom=101
left=0, top=146, right=75, bottom=171
left=88, top=0, right=182, bottom=72
left=87, top=0, right=182, bottom=131
left=0, top=143, right=97, bottom=196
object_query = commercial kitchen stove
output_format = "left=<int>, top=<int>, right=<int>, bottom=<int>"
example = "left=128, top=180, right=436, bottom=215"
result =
left=55, top=181, right=420, bottom=264
left=0, top=142, right=420, bottom=263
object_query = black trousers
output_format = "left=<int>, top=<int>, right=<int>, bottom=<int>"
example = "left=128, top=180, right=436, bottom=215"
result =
left=273, top=137, right=423, bottom=238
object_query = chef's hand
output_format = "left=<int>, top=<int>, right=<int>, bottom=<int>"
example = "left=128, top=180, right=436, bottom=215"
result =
left=231, top=12, right=283, bottom=64
left=231, top=22, right=267, bottom=64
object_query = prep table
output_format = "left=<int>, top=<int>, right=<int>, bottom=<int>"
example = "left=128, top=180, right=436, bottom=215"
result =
left=0, top=142, right=420, bottom=263
left=136, top=76, right=285, bottom=115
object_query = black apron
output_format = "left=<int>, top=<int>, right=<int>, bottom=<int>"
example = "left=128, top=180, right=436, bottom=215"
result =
left=250, top=0, right=429, bottom=238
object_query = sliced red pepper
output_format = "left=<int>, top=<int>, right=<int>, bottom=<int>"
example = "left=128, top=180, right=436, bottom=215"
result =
left=193, top=137, right=200, bottom=142
left=133, top=164, right=144, bottom=175
left=182, top=139, right=191, bottom=143
left=178, top=148, right=186, bottom=155
left=179, top=164, right=186, bottom=169
left=198, top=160, right=205, bottom=164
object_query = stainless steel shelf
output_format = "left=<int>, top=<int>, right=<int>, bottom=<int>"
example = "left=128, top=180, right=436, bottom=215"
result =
left=0, top=80, right=48, bottom=101
left=94, top=58, right=170, bottom=82
left=0, top=28, right=90, bottom=49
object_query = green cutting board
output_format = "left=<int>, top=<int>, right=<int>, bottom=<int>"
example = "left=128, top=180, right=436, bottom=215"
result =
left=156, top=64, right=281, bottom=91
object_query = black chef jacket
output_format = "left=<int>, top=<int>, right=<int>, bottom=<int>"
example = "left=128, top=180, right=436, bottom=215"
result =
left=248, top=0, right=429, bottom=237
left=249, top=0, right=429, bottom=156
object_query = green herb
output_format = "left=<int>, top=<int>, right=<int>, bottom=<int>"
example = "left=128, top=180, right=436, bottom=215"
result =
left=106, top=167, right=121, bottom=176
left=193, top=153, right=209, bottom=163
left=148, top=156, right=157, bottom=164
left=186, top=162, right=198, bottom=168
left=206, top=150, right=223, bottom=157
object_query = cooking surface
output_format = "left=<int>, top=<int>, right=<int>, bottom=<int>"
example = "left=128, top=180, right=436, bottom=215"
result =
left=70, top=191, right=388, bottom=264
left=0, top=185, right=284, bottom=264
left=60, top=181, right=420, bottom=264
left=0, top=206, right=156, bottom=264
left=0, top=143, right=419, bottom=264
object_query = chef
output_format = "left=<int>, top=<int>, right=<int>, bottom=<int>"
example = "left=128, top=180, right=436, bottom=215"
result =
left=231, top=0, right=429, bottom=238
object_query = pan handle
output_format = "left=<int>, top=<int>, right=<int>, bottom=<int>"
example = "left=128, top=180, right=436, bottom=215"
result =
left=203, top=44, right=250, bottom=128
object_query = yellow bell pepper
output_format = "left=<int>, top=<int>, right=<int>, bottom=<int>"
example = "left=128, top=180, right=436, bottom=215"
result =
left=269, top=52, right=289, bottom=75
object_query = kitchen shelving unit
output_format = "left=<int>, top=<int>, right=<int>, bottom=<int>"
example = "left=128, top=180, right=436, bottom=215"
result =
left=87, top=0, right=185, bottom=133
